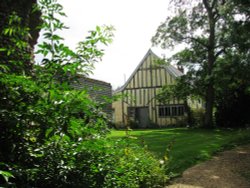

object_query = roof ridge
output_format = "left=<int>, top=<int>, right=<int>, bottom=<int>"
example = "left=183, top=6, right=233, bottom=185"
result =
left=114, top=49, right=183, bottom=93
left=114, top=49, right=154, bottom=93
left=77, top=74, right=111, bottom=86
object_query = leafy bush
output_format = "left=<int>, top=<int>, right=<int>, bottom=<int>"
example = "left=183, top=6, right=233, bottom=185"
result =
left=2, top=124, right=166, bottom=187
left=0, top=0, right=167, bottom=187
left=101, top=139, right=166, bottom=188
left=22, top=138, right=166, bottom=187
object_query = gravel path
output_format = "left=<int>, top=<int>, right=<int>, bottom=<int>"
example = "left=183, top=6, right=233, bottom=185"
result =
left=166, top=144, right=250, bottom=188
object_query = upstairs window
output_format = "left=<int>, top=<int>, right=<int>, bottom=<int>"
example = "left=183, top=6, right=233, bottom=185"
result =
left=158, top=105, right=185, bottom=117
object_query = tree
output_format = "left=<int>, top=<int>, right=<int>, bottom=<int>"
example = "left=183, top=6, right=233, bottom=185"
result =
left=152, top=0, right=248, bottom=127
left=214, top=0, right=250, bottom=127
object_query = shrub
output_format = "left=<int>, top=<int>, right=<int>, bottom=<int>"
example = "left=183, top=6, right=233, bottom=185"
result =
left=11, top=137, right=166, bottom=187
left=101, top=139, right=166, bottom=188
left=0, top=1, right=167, bottom=187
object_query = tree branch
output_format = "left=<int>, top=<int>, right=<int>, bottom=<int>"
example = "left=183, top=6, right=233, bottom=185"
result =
left=203, top=0, right=211, bottom=12
left=183, top=36, right=209, bottom=48
left=203, top=0, right=214, bottom=22
left=211, top=0, right=217, bottom=9
left=192, top=37, right=209, bottom=48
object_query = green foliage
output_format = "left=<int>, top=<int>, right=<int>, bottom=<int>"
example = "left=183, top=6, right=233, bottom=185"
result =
left=156, top=76, right=193, bottom=103
left=0, top=0, right=166, bottom=187
left=214, top=53, right=250, bottom=128
left=190, top=108, right=205, bottom=127
left=156, top=78, right=200, bottom=127
left=0, top=169, right=14, bottom=184
left=212, top=0, right=250, bottom=128
left=0, top=11, right=32, bottom=75
left=74, top=139, right=166, bottom=188
left=6, top=131, right=166, bottom=187
left=152, top=0, right=250, bottom=127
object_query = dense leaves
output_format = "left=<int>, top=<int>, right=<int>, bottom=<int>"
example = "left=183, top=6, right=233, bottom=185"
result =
left=0, top=0, right=166, bottom=187
left=153, top=0, right=250, bottom=128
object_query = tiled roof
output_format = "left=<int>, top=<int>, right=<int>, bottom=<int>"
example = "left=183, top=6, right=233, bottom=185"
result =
left=165, top=64, right=184, bottom=78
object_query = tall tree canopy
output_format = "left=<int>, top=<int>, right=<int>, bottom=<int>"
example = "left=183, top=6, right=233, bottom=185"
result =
left=214, top=0, right=250, bottom=127
left=152, top=0, right=250, bottom=127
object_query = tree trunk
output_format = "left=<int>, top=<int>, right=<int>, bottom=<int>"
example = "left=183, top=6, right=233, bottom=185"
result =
left=204, top=83, right=214, bottom=128
left=0, top=0, right=41, bottom=74
left=204, top=41, right=215, bottom=128
left=203, top=0, right=216, bottom=128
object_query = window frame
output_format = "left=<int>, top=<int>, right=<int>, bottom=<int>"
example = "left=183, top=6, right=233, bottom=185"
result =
left=158, top=105, right=185, bottom=117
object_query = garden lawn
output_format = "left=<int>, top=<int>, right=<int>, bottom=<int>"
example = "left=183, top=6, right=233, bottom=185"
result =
left=109, top=128, right=250, bottom=176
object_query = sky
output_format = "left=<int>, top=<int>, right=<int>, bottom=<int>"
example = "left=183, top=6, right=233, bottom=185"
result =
left=36, top=0, right=173, bottom=89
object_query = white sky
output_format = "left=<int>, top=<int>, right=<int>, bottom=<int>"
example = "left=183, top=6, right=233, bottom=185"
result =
left=36, top=0, right=173, bottom=89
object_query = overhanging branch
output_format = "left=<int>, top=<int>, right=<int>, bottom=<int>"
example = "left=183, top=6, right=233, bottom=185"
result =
left=183, top=36, right=209, bottom=48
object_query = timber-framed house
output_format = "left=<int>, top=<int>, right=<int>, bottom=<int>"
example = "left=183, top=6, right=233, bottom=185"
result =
left=112, top=49, right=193, bottom=128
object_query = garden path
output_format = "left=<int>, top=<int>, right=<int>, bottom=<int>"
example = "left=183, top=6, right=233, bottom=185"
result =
left=166, top=144, right=250, bottom=188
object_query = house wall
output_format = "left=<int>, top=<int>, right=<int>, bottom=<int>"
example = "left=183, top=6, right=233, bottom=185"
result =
left=113, top=50, right=188, bottom=128
left=112, top=99, right=123, bottom=126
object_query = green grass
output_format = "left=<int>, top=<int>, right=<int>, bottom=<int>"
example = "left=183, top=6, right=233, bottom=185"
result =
left=109, top=128, right=250, bottom=176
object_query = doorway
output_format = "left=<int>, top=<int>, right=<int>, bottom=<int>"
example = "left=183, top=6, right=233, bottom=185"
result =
left=135, top=107, right=150, bottom=128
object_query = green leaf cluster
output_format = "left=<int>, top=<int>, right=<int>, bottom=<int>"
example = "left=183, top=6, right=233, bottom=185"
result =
left=0, top=0, right=166, bottom=187
left=153, top=0, right=250, bottom=127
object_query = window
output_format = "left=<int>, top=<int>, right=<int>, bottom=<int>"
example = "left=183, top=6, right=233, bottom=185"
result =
left=158, top=105, right=185, bottom=117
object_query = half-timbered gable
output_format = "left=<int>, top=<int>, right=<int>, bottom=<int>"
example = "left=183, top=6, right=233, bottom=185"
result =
left=112, top=49, right=188, bottom=128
